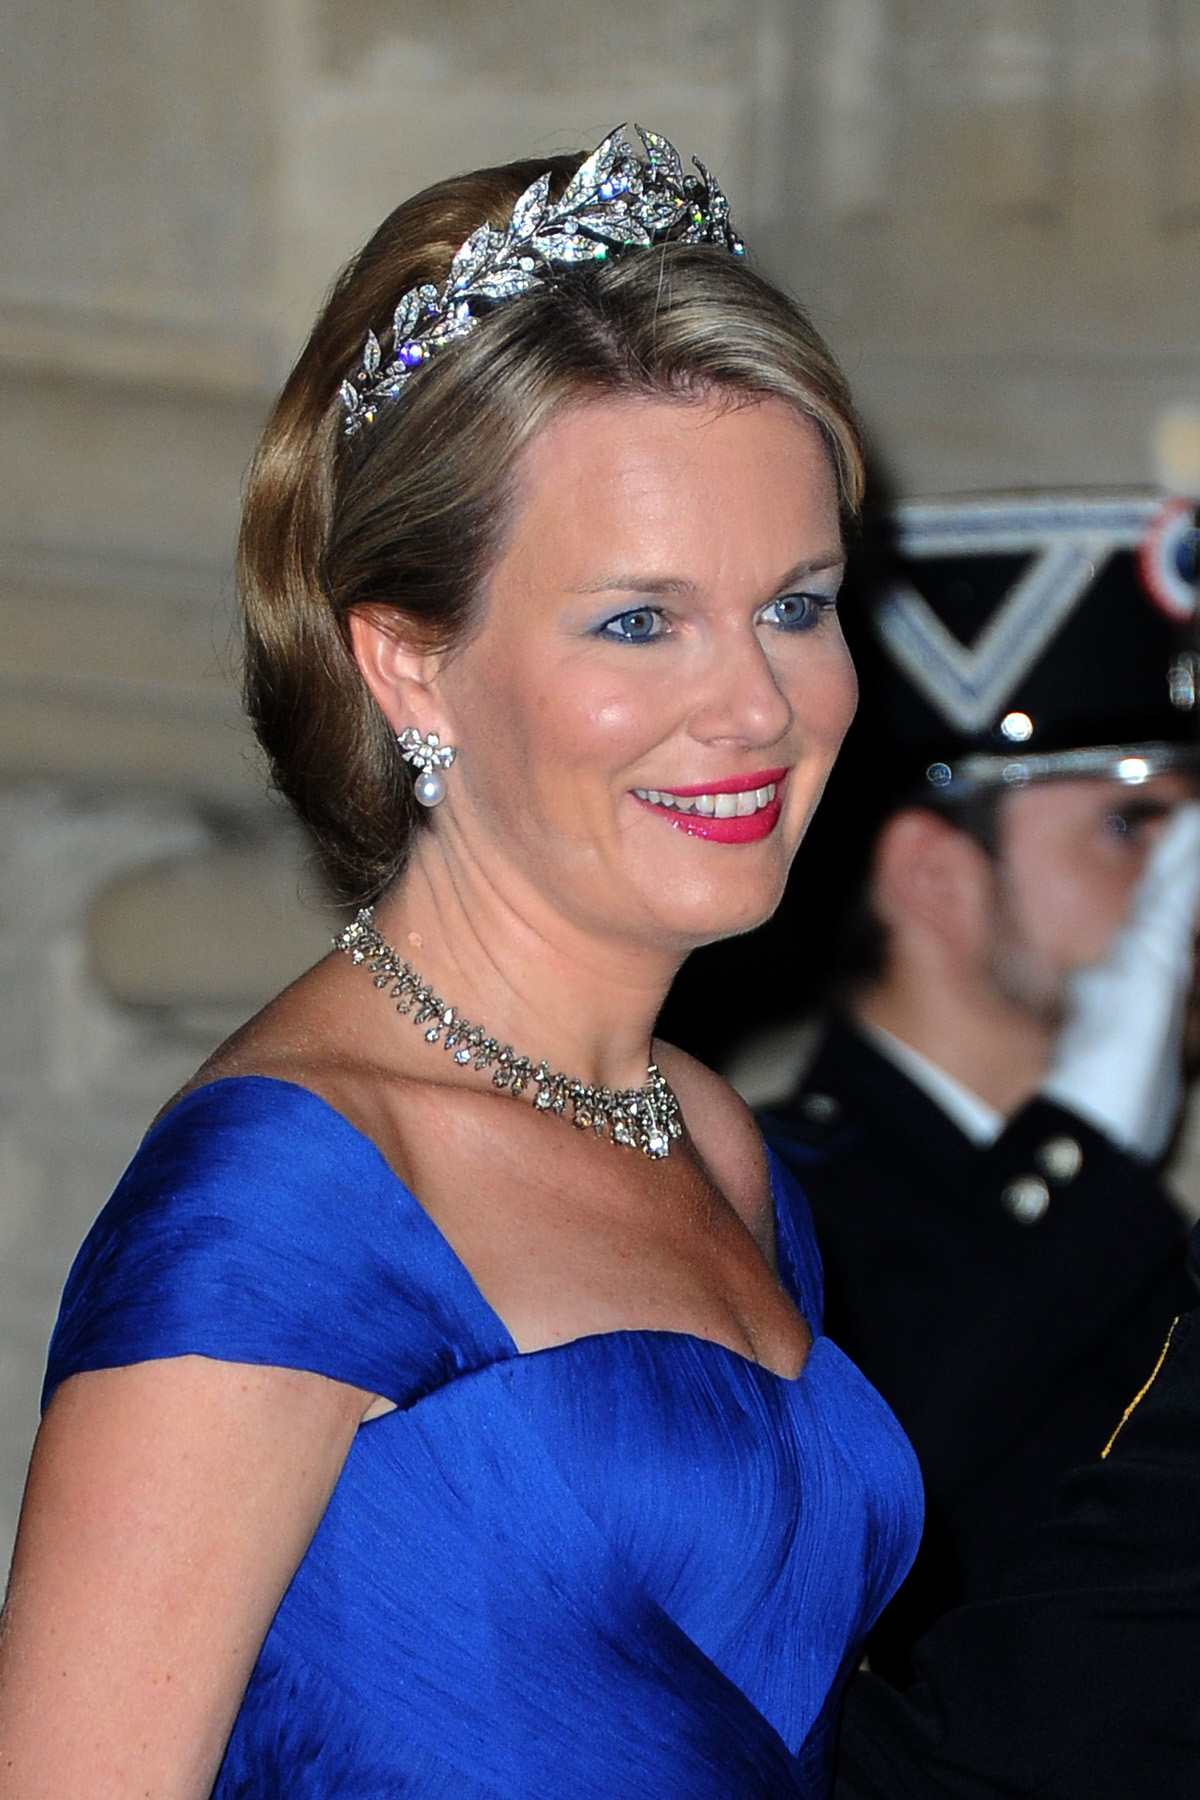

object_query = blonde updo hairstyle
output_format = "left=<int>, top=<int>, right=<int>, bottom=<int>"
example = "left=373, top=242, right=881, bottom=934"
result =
left=240, top=150, right=865, bottom=905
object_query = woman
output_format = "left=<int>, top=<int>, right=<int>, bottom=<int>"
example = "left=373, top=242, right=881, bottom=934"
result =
left=0, top=128, right=920, bottom=1797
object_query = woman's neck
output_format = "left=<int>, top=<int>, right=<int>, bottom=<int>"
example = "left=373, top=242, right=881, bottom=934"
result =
left=371, top=838, right=679, bottom=1094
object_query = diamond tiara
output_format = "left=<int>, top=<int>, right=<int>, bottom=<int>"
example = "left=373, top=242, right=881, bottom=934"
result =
left=338, top=123, right=745, bottom=436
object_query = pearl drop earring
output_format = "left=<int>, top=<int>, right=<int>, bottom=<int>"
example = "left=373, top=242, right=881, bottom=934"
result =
left=397, top=728, right=456, bottom=807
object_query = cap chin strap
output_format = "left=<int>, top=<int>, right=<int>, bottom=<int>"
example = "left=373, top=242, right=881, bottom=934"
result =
left=924, top=740, right=1200, bottom=797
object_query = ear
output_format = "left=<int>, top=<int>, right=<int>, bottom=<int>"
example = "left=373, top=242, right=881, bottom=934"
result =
left=871, top=807, right=996, bottom=956
left=346, top=607, right=449, bottom=741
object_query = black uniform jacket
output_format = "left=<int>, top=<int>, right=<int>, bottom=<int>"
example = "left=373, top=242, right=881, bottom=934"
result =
left=834, top=1232, right=1200, bottom=1799
left=764, top=1013, right=1193, bottom=1671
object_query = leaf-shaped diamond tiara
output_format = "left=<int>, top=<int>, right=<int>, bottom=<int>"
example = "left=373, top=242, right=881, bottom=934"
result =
left=339, top=123, right=745, bottom=436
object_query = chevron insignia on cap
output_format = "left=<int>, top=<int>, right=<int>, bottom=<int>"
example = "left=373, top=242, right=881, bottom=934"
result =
left=877, top=495, right=1170, bottom=735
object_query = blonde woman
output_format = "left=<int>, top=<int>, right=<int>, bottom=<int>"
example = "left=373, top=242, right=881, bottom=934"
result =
left=0, top=130, right=920, bottom=1799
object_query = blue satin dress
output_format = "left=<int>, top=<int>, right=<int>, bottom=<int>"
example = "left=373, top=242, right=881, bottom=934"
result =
left=44, top=1076, right=921, bottom=1798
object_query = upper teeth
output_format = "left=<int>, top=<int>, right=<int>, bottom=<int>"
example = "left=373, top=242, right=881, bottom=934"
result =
left=633, top=782, right=777, bottom=817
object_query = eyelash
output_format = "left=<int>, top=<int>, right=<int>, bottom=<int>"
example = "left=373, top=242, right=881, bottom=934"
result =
left=598, top=607, right=664, bottom=644
left=760, top=593, right=838, bottom=633
left=596, top=593, right=837, bottom=645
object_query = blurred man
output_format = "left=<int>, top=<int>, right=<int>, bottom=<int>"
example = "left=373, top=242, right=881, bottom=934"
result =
left=834, top=1223, right=1200, bottom=1800
left=765, top=492, right=1200, bottom=1676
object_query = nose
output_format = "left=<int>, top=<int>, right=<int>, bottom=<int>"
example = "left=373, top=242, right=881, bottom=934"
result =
left=687, top=622, right=794, bottom=750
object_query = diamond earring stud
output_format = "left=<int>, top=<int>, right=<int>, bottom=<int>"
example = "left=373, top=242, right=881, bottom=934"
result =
left=397, top=728, right=456, bottom=807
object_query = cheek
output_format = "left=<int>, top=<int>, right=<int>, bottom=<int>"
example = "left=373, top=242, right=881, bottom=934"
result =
left=452, top=649, right=675, bottom=821
left=823, top=643, right=859, bottom=742
left=1016, top=847, right=1140, bottom=967
left=532, top=669, right=681, bottom=790
left=1088, top=851, right=1150, bottom=946
left=788, top=634, right=858, bottom=756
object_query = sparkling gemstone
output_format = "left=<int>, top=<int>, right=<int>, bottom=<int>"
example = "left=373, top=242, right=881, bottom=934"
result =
left=342, top=897, right=684, bottom=1159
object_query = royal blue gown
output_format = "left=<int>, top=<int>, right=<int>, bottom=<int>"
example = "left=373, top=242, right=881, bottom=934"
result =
left=44, top=1076, right=921, bottom=1798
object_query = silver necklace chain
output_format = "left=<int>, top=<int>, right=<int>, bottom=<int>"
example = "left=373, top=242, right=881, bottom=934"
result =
left=336, top=909, right=684, bottom=1159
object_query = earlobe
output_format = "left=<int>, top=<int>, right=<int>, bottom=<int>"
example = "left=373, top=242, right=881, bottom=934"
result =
left=346, top=608, right=444, bottom=739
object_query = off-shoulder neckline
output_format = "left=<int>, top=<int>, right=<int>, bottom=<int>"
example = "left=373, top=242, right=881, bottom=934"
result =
left=153, top=1073, right=817, bottom=1386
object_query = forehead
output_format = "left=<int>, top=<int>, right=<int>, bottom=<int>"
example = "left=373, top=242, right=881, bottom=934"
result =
left=499, top=392, right=840, bottom=586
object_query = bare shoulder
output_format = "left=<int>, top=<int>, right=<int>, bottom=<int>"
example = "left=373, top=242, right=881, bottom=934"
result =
left=653, top=1039, right=771, bottom=1232
left=151, top=957, right=444, bottom=1201
left=155, top=955, right=378, bottom=1123
left=0, top=1355, right=364, bottom=1797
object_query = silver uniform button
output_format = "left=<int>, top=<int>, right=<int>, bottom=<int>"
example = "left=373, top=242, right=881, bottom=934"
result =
left=1036, top=1135, right=1083, bottom=1184
left=801, top=1092, right=841, bottom=1124
left=1002, top=1175, right=1051, bottom=1224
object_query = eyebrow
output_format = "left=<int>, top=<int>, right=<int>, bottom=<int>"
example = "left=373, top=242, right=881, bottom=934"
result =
left=1108, top=798, right=1176, bottom=822
left=575, top=553, right=847, bottom=597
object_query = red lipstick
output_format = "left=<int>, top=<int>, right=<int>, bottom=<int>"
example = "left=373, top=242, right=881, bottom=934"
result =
left=658, top=767, right=788, bottom=797
left=631, top=768, right=789, bottom=844
left=665, top=802, right=783, bottom=843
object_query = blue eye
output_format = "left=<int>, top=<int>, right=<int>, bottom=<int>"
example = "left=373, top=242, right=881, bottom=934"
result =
left=598, top=607, right=665, bottom=644
left=760, top=592, right=835, bottom=633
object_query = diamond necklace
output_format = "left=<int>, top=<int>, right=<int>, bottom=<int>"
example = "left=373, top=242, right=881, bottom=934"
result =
left=336, top=908, right=684, bottom=1160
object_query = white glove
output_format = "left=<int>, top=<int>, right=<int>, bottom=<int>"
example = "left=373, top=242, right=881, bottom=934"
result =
left=1041, top=800, right=1200, bottom=1160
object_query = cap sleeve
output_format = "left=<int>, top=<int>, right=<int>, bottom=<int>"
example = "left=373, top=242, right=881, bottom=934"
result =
left=43, top=1076, right=515, bottom=1412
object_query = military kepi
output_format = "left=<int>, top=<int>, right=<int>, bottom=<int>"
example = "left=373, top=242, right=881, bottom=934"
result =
left=856, top=491, right=1200, bottom=797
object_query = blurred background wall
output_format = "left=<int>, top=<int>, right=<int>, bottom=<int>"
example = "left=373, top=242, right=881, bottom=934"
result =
left=0, top=0, right=1198, bottom=1558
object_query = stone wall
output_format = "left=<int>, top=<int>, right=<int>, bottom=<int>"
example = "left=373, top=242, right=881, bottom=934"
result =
left=0, top=0, right=1197, bottom=1562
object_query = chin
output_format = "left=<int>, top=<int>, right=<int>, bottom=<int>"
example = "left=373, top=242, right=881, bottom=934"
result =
left=637, top=857, right=791, bottom=951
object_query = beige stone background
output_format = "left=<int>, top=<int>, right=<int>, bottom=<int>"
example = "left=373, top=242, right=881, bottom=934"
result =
left=0, top=0, right=1198, bottom=1562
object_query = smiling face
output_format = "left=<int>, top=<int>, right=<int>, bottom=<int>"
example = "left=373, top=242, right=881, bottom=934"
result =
left=417, top=391, right=855, bottom=956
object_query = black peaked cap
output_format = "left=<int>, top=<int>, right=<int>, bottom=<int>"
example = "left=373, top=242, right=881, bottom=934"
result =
left=841, top=491, right=1200, bottom=803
